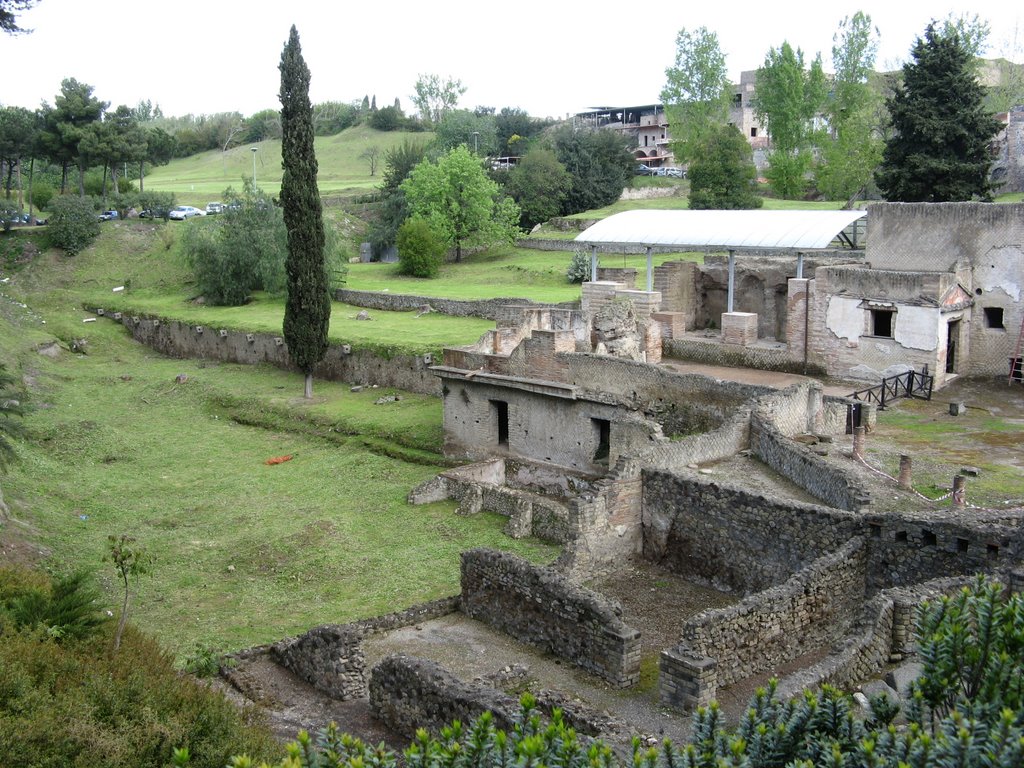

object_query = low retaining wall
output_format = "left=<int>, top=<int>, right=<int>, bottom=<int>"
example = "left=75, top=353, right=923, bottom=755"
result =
left=336, top=289, right=576, bottom=321
left=369, top=654, right=519, bottom=737
left=460, top=549, right=641, bottom=687
left=272, top=625, right=366, bottom=701
left=750, top=416, right=871, bottom=511
left=110, top=314, right=440, bottom=395
left=664, top=336, right=826, bottom=375
left=659, top=538, right=867, bottom=710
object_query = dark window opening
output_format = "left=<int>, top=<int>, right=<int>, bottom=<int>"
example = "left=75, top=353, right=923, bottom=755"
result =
left=733, top=93, right=742, bottom=105
left=922, top=530, right=937, bottom=546
left=983, top=307, right=1005, bottom=329
left=895, top=530, right=908, bottom=543
left=869, top=523, right=882, bottom=538
left=957, top=538, right=969, bottom=553
left=872, top=309, right=894, bottom=338
left=491, top=400, right=509, bottom=447
left=592, top=418, right=611, bottom=463
left=750, top=127, right=758, bottom=137
left=987, top=544, right=999, bottom=560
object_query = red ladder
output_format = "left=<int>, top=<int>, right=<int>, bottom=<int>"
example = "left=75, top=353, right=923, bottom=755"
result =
left=1011, top=312, right=1024, bottom=385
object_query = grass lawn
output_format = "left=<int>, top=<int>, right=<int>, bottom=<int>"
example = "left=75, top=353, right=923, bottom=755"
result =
left=1, top=239, right=559, bottom=657
left=344, top=246, right=705, bottom=303
left=141, top=126, right=431, bottom=204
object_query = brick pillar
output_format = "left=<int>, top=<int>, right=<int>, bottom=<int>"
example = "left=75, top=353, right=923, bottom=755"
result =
left=852, top=426, right=866, bottom=460
left=659, top=646, right=717, bottom=711
left=721, top=312, right=758, bottom=346
left=786, top=278, right=810, bottom=359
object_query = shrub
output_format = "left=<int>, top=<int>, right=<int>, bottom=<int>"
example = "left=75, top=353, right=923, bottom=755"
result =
left=4, top=571, right=106, bottom=642
left=396, top=217, right=445, bottom=278
left=184, top=180, right=287, bottom=305
left=47, top=195, right=101, bottom=256
left=566, top=247, right=590, bottom=283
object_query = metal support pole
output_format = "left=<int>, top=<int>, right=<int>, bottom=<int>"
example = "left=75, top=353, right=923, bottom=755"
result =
left=796, top=251, right=804, bottom=279
left=590, top=245, right=598, bottom=283
left=727, top=250, right=736, bottom=313
left=645, top=246, right=653, bottom=292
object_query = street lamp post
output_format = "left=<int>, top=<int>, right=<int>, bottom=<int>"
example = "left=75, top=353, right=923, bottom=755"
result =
left=472, top=131, right=479, bottom=155
left=250, top=146, right=258, bottom=186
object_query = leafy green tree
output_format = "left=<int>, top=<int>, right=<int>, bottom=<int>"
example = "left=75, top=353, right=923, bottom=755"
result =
left=184, top=180, right=285, bottom=305
left=396, top=217, right=445, bottom=277
left=401, top=145, right=520, bottom=262
left=139, top=126, right=176, bottom=192
left=244, top=109, right=282, bottom=142
left=38, top=78, right=107, bottom=196
left=817, top=12, right=884, bottom=202
left=660, top=26, right=731, bottom=164
left=495, top=107, right=550, bottom=157
left=105, top=534, right=149, bottom=652
left=368, top=139, right=428, bottom=257
left=434, top=109, right=497, bottom=155
left=47, top=194, right=100, bottom=255
left=876, top=24, right=1002, bottom=202
left=411, top=73, right=466, bottom=127
left=0, top=0, right=36, bottom=35
left=312, top=101, right=360, bottom=135
left=688, top=124, right=762, bottom=209
left=504, top=147, right=572, bottom=229
left=551, top=125, right=634, bottom=215
left=0, top=105, right=37, bottom=207
left=755, top=42, right=827, bottom=198
left=279, top=25, right=331, bottom=400
left=368, top=105, right=404, bottom=131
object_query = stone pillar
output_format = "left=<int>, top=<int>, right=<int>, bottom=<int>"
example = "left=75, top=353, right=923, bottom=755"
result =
left=786, top=278, right=810, bottom=354
left=898, top=455, right=912, bottom=489
left=659, top=646, right=717, bottom=711
left=852, top=426, right=866, bottom=460
left=952, top=475, right=966, bottom=508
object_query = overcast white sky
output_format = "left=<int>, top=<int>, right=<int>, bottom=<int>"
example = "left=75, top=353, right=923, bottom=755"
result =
left=2, top=0, right=1022, bottom=120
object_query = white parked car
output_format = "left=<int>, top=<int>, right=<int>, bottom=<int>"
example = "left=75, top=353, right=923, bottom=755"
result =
left=168, top=205, right=206, bottom=220
left=205, top=202, right=226, bottom=215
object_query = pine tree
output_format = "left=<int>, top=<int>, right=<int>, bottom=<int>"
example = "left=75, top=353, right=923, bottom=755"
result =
left=876, top=24, right=1002, bottom=202
left=279, top=26, right=330, bottom=399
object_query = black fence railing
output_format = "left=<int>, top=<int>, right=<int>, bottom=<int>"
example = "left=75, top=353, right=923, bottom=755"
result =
left=848, top=367, right=934, bottom=410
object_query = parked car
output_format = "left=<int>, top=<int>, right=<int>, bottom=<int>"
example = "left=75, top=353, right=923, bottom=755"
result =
left=635, top=164, right=655, bottom=176
left=205, top=202, right=225, bottom=215
left=664, top=167, right=685, bottom=178
left=97, top=210, right=119, bottom=221
left=168, top=205, right=206, bottom=220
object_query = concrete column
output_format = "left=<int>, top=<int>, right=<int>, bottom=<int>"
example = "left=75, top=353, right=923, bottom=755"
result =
left=898, top=455, right=912, bottom=489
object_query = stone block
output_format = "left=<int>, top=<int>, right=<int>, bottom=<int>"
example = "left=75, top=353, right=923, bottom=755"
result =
left=651, top=311, right=685, bottom=340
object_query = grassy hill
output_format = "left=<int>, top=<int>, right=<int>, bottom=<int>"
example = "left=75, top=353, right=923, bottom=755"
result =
left=141, top=125, right=432, bottom=204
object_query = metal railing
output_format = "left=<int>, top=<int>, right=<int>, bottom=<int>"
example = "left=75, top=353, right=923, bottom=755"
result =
left=848, top=367, right=934, bottom=410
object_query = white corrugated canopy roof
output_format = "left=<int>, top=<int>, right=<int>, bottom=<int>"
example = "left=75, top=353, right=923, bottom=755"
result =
left=574, top=209, right=866, bottom=250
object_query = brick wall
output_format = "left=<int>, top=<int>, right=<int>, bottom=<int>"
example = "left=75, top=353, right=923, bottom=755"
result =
left=460, top=549, right=641, bottom=687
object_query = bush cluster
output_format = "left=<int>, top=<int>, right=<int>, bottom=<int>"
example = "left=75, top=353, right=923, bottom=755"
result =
left=396, top=217, right=445, bottom=278
left=46, top=195, right=100, bottom=256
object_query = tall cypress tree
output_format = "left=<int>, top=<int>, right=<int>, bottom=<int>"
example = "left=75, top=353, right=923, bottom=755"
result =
left=876, top=24, right=1001, bottom=202
left=279, top=25, right=330, bottom=399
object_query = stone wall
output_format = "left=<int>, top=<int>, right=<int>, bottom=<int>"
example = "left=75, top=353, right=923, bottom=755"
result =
left=460, top=549, right=641, bottom=687
left=749, top=417, right=871, bottom=511
left=643, top=470, right=861, bottom=593
left=336, top=288, right=578, bottom=320
left=659, top=538, right=867, bottom=708
left=774, top=576, right=973, bottom=700
left=112, top=315, right=440, bottom=395
left=664, top=336, right=825, bottom=376
left=272, top=625, right=366, bottom=701
left=369, top=654, right=519, bottom=737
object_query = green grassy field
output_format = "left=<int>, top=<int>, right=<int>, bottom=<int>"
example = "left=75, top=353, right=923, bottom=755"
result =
left=141, top=125, right=432, bottom=204
left=0, top=227, right=558, bottom=657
